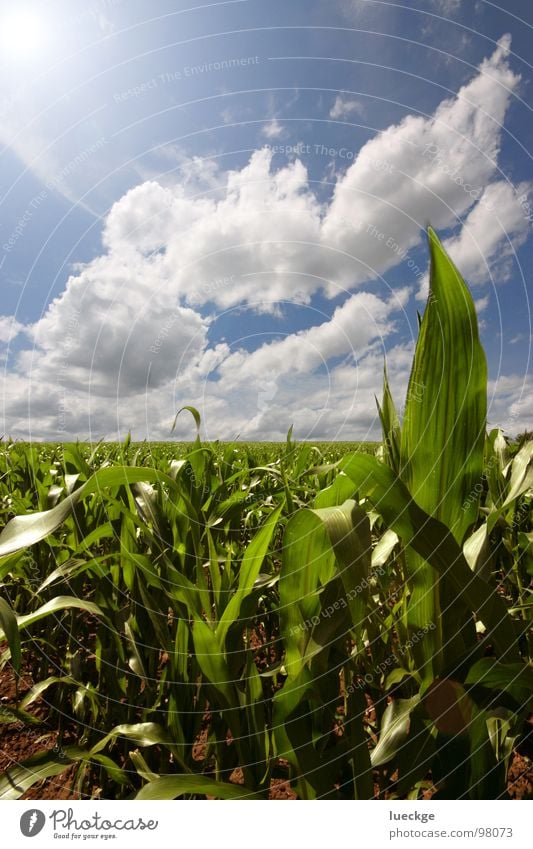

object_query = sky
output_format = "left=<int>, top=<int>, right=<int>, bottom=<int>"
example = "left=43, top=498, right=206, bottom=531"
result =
left=0, top=0, right=531, bottom=442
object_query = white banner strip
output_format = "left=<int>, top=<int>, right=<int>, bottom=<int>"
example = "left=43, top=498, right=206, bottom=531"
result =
left=2, top=800, right=531, bottom=848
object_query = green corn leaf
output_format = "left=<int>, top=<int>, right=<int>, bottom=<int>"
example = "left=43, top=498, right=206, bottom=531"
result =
left=0, top=598, right=21, bottom=676
left=120, top=498, right=138, bottom=594
left=272, top=668, right=321, bottom=799
left=172, top=405, right=201, bottom=435
left=0, top=551, right=25, bottom=582
left=401, top=227, right=487, bottom=544
left=129, top=750, right=160, bottom=783
left=0, top=466, right=180, bottom=557
left=312, top=500, right=371, bottom=632
left=485, top=429, right=509, bottom=507
left=217, top=502, right=283, bottom=650
left=0, top=597, right=104, bottom=641
left=280, top=511, right=337, bottom=678
left=467, top=707, right=504, bottom=800
left=344, top=683, right=374, bottom=799
left=463, top=523, right=492, bottom=579
left=136, top=774, right=254, bottom=800
left=371, top=696, right=420, bottom=767
left=371, top=528, right=399, bottom=569
left=482, top=442, right=533, bottom=534
left=0, top=746, right=127, bottom=800
left=280, top=500, right=371, bottom=679
left=36, top=557, right=95, bottom=593
left=0, top=705, right=42, bottom=725
left=501, top=441, right=533, bottom=509
left=244, top=653, right=268, bottom=770
left=78, top=751, right=129, bottom=787
left=341, top=453, right=519, bottom=664
left=20, top=676, right=80, bottom=710
left=192, top=617, right=237, bottom=707
left=90, top=722, right=171, bottom=756
left=124, top=620, right=148, bottom=681
left=313, top=473, right=356, bottom=508
left=0, top=749, right=74, bottom=800
left=465, top=659, right=533, bottom=707
left=376, top=363, right=401, bottom=475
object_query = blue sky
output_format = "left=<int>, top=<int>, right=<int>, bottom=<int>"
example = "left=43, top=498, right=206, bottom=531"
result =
left=0, top=0, right=531, bottom=440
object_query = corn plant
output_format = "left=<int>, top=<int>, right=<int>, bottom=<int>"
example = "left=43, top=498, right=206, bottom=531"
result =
left=271, top=228, right=532, bottom=799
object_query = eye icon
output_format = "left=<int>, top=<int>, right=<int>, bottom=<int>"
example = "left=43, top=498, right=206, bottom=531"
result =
left=20, top=810, right=46, bottom=837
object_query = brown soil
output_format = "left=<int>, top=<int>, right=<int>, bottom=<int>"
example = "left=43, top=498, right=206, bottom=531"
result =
left=1, top=661, right=531, bottom=800
left=0, top=666, right=79, bottom=800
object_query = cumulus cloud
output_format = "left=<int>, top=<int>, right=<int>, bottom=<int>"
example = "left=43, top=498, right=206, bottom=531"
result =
left=437, top=181, right=532, bottom=284
left=416, top=180, right=532, bottom=298
left=488, top=374, right=533, bottom=436
left=214, top=288, right=410, bottom=388
left=195, top=340, right=416, bottom=443
left=322, top=35, right=520, bottom=283
left=1, top=36, right=530, bottom=440
left=78, top=35, right=522, bottom=316
left=0, top=316, right=25, bottom=344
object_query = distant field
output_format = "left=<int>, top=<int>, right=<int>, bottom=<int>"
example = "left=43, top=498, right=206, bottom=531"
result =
left=2, top=439, right=377, bottom=466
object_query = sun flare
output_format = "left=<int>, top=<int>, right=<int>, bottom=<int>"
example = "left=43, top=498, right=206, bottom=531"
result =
left=0, top=9, right=46, bottom=61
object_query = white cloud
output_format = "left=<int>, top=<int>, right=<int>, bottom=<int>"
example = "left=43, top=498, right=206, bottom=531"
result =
left=214, top=288, right=410, bottom=387
left=330, top=96, right=366, bottom=120
left=96, top=36, right=522, bottom=314
left=195, top=340, right=415, bottom=443
left=2, top=284, right=411, bottom=440
left=0, top=316, right=25, bottom=344
left=488, top=374, right=533, bottom=436
left=261, top=119, right=285, bottom=139
left=417, top=180, right=532, bottom=299
left=438, top=181, right=531, bottom=283
left=429, top=0, right=462, bottom=12
left=322, top=35, right=520, bottom=286
left=27, top=254, right=209, bottom=397
left=474, top=295, right=490, bottom=314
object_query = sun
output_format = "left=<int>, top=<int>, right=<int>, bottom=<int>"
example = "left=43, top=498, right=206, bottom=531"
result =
left=0, top=8, right=46, bottom=62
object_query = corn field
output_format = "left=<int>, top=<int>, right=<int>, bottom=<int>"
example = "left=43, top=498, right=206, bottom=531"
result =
left=0, top=228, right=531, bottom=800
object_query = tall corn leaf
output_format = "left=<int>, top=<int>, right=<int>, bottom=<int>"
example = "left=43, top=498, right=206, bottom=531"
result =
left=192, top=617, right=239, bottom=710
left=397, top=228, right=487, bottom=679
left=401, top=227, right=487, bottom=542
left=216, top=502, right=283, bottom=651
left=376, top=364, right=401, bottom=475
left=280, top=500, right=370, bottom=678
left=313, top=500, right=371, bottom=635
